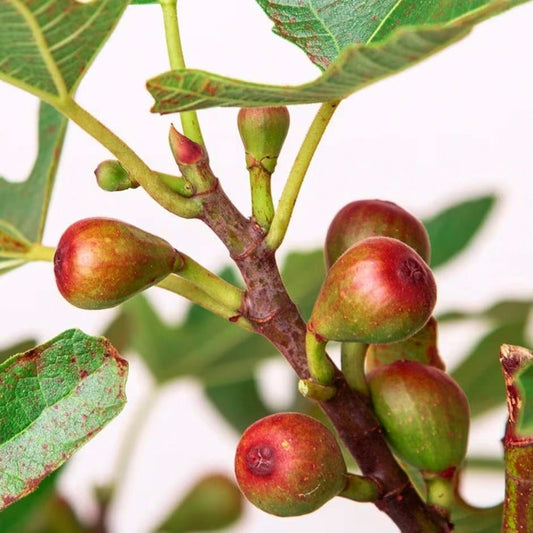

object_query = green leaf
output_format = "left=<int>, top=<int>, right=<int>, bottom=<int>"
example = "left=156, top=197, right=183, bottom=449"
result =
left=0, top=0, right=129, bottom=101
left=282, top=249, right=325, bottom=321
left=204, top=377, right=271, bottom=434
left=255, top=0, right=530, bottom=69
left=451, top=322, right=528, bottom=419
left=0, top=469, right=60, bottom=533
left=0, top=338, right=36, bottom=365
left=516, top=362, right=533, bottom=435
left=423, top=195, right=496, bottom=269
left=0, top=103, right=67, bottom=255
left=438, top=299, right=533, bottom=324
left=147, top=0, right=530, bottom=113
left=452, top=503, right=502, bottom=533
left=0, top=329, right=128, bottom=510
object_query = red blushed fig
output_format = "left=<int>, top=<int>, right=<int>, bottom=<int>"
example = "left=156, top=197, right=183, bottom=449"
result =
left=234, top=413, right=346, bottom=517
left=368, top=360, right=470, bottom=474
left=309, top=236, right=436, bottom=344
left=325, top=199, right=430, bottom=269
left=365, top=316, right=446, bottom=372
left=54, top=217, right=181, bottom=310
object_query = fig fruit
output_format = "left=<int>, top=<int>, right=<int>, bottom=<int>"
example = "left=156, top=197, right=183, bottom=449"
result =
left=325, top=199, right=430, bottom=268
left=94, top=160, right=138, bottom=191
left=309, top=236, right=436, bottom=344
left=54, top=217, right=181, bottom=309
left=234, top=412, right=346, bottom=516
left=237, top=106, right=290, bottom=173
left=368, top=360, right=469, bottom=474
left=365, top=316, right=445, bottom=372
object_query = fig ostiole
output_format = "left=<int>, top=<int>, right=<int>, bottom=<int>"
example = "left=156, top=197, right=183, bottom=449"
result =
left=234, top=413, right=347, bottom=517
left=54, top=217, right=182, bottom=310
left=310, top=236, right=437, bottom=345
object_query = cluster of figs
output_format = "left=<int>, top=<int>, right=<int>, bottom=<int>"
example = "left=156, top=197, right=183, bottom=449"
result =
left=234, top=199, right=470, bottom=517
left=52, top=106, right=470, bottom=519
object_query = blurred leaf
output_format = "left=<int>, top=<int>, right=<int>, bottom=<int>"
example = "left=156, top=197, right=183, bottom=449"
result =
left=156, top=473, right=243, bottom=532
left=439, top=299, right=533, bottom=324
left=0, top=469, right=60, bottom=533
left=148, top=0, right=531, bottom=113
left=451, top=322, right=528, bottom=419
left=423, top=195, right=496, bottom=269
left=0, top=0, right=129, bottom=100
left=0, top=103, right=67, bottom=273
left=516, top=361, right=533, bottom=435
left=256, top=0, right=530, bottom=70
left=0, top=329, right=128, bottom=510
left=465, top=456, right=504, bottom=471
left=204, top=376, right=271, bottom=433
left=0, top=338, right=37, bottom=365
left=452, top=503, right=502, bottom=533
left=282, top=249, right=325, bottom=320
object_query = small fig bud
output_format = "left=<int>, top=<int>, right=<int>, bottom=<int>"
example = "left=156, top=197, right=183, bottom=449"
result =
left=237, top=106, right=290, bottom=173
left=54, top=217, right=181, bottom=310
left=94, top=160, right=138, bottom=191
left=365, top=316, right=446, bottom=372
left=234, top=412, right=346, bottom=516
left=368, top=360, right=470, bottom=474
left=169, top=125, right=207, bottom=166
left=325, top=199, right=430, bottom=269
left=309, top=236, right=436, bottom=344
left=156, top=473, right=243, bottom=532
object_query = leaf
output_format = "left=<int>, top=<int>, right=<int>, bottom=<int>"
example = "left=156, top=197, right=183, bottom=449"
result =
left=451, top=322, right=528, bottom=419
left=452, top=503, right=502, bottom=533
left=0, top=337, right=37, bottom=365
left=516, top=360, right=533, bottom=435
left=423, top=195, right=496, bottom=269
left=438, top=299, right=533, bottom=324
left=0, top=0, right=129, bottom=101
left=255, top=0, right=530, bottom=69
left=0, top=469, right=61, bottom=533
left=0, top=329, right=128, bottom=510
left=147, top=0, right=531, bottom=113
left=0, top=103, right=67, bottom=254
left=205, top=377, right=272, bottom=434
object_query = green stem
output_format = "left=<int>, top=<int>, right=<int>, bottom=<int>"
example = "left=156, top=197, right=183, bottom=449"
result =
left=341, top=342, right=370, bottom=396
left=425, top=475, right=455, bottom=516
left=59, top=98, right=202, bottom=218
left=157, top=274, right=253, bottom=332
left=177, top=252, right=244, bottom=311
left=339, top=473, right=380, bottom=503
left=249, top=166, right=275, bottom=231
left=265, top=100, right=340, bottom=250
left=159, top=0, right=204, bottom=145
left=305, top=329, right=336, bottom=385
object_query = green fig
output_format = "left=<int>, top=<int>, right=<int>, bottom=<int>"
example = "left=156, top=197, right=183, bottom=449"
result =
left=156, top=473, right=243, bottom=532
left=368, top=360, right=470, bottom=474
left=309, top=236, right=436, bottom=344
left=94, top=160, right=138, bottom=191
left=54, top=217, right=181, bottom=309
left=365, top=316, right=446, bottom=372
left=237, top=106, right=290, bottom=174
left=325, top=199, right=430, bottom=268
left=234, top=412, right=346, bottom=517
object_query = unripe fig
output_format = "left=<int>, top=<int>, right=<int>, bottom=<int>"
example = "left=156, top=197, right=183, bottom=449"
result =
left=234, top=412, right=346, bottom=516
left=309, top=236, right=436, bottom=344
left=156, top=473, right=243, bottom=532
left=237, top=106, right=290, bottom=173
left=94, top=160, right=138, bottom=191
left=366, top=316, right=446, bottom=372
left=325, top=199, right=430, bottom=268
left=368, top=360, right=469, bottom=474
left=54, top=217, right=181, bottom=309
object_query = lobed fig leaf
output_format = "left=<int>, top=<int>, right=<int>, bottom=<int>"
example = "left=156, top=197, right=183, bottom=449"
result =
left=310, top=236, right=437, bottom=344
left=234, top=412, right=346, bottom=516
left=54, top=218, right=181, bottom=310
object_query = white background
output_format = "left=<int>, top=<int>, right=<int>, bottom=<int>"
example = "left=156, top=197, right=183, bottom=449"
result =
left=1, top=1, right=533, bottom=531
